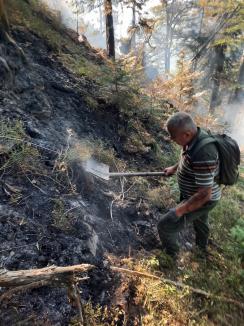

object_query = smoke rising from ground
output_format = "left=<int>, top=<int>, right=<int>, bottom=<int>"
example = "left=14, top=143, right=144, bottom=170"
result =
left=225, top=102, right=244, bottom=148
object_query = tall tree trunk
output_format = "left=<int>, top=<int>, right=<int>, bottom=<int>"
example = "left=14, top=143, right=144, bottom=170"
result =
left=121, top=2, right=136, bottom=55
left=131, top=1, right=136, bottom=49
left=209, top=45, right=226, bottom=113
left=164, top=34, right=171, bottom=74
left=99, top=2, right=103, bottom=34
left=104, top=0, right=115, bottom=59
left=232, top=55, right=244, bottom=103
left=0, top=0, right=9, bottom=38
left=192, top=7, right=205, bottom=71
left=164, top=3, right=171, bottom=75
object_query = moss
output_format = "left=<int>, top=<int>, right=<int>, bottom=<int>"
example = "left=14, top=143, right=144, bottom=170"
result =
left=84, top=95, right=99, bottom=110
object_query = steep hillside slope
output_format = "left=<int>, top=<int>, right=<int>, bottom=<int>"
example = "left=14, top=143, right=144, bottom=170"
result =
left=0, top=1, right=170, bottom=324
left=0, top=1, right=243, bottom=325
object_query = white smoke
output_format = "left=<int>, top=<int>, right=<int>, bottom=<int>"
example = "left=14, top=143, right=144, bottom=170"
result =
left=40, top=0, right=161, bottom=54
left=224, top=102, right=244, bottom=148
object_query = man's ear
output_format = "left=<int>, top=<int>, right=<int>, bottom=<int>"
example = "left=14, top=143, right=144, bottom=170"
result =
left=184, top=131, right=191, bottom=138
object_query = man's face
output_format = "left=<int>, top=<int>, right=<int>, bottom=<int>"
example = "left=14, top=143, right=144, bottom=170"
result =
left=167, top=127, right=192, bottom=147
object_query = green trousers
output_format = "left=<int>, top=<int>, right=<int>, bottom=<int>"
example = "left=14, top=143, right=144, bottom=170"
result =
left=157, top=201, right=218, bottom=257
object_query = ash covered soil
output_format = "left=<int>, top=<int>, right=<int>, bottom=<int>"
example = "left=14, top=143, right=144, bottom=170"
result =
left=0, top=27, right=173, bottom=325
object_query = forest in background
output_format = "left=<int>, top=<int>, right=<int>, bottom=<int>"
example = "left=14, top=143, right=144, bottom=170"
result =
left=44, top=0, right=244, bottom=142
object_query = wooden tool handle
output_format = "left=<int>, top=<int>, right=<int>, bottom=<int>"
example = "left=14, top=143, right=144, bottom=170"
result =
left=109, top=171, right=167, bottom=177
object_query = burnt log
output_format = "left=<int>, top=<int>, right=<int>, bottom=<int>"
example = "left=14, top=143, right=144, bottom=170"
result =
left=0, top=264, right=94, bottom=287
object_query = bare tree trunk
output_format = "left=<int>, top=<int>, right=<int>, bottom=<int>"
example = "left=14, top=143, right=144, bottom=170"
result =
left=209, top=45, right=226, bottom=113
left=99, top=2, right=103, bottom=34
left=165, top=9, right=171, bottom=74
left=0, top=0, right=9, bottom=37
left=121, top=2, right=136, bottom=55
left=192, top=7, right=205, bottom=71
left=104, top=0, right=115, bottom=59
left=131, top=1, right=136, bottom=49
left=164, top=1, right=172, bottom=76
left=232, top=55, right=244, bottom=103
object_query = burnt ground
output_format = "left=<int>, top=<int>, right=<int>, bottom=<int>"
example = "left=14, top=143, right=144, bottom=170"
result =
left=0, top=26, right=192, bottom=325
left=0, top=27, right=161, bottom=325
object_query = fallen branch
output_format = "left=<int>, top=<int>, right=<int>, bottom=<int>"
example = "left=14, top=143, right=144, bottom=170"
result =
left=68, top=281, right=86, bottom=325
left=0, top=277, right=90, bottom=304
left=111, top=266, right=244, bottom=310
left=0, top=264, right=94, bottom=287
left=0, top=280, right=50, bottom=303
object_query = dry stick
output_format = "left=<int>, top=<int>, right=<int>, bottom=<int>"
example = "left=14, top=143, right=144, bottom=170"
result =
left=0, top=280, right=50, bottom=303
left=110, top=266, right=244, bottom=310
left=72, top=283, right=85, bottom=325
left=192, top=6, right=240, bottom=63
left=110, top=199, right=115, bottom=221
left=0, top=277, right=90, bottom=304
left=25, top=174, right=47, bottom=195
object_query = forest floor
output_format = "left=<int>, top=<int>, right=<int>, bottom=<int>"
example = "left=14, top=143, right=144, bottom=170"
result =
left=0, top=1, right=243, bottom=325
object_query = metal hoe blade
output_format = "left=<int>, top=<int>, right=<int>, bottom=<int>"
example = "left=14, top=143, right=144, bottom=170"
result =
left=83, top=158, right=167, bottom=180
left=82, top=158, right=110, bottom=180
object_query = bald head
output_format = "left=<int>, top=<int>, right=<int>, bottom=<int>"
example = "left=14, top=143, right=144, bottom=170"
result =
left=166, top=112, right=197, bottom=146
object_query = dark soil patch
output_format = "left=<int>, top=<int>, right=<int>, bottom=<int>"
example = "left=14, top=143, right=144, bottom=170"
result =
left=0, top=26, right=164, bottom=325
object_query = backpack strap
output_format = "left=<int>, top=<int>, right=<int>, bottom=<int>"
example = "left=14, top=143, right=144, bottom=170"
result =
left=190, top=136, right=217, bottom=162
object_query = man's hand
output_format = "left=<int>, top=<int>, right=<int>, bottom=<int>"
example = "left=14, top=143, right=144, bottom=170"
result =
left=160, top=208, right=179, bottom=223
left=164, top=164, right=178, bottom=176
left=175, top=187, right=212, bottom=217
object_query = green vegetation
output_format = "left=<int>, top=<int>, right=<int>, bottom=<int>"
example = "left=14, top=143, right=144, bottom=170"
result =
left=2, top=1, right=244, bottom=324
left=7, top=0, right=172, bottom=162
left=0, top=120, right=40, bottom=174
left=52, top=198, right=71, bottom=231
left=68, top=176, right=244, bottom=325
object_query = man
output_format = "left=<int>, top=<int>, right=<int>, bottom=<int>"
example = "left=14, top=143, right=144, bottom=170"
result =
left=157, top=112, right=221, bottom=259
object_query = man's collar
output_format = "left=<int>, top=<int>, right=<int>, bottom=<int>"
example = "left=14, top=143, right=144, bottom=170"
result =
left=187, top=127, right=201, bottom=151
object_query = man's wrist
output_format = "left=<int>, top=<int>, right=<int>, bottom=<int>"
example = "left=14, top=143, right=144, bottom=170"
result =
left=175, top=206, right=185, bottom=217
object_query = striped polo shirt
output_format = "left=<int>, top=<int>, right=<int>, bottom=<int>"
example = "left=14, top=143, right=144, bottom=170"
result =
left=177, top=128, right=221, bottom=201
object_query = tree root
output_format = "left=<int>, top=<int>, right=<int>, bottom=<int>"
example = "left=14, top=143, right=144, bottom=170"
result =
left=111, top=266, right=244, bottom=310
left=3, top=31, right=27, bottom=63
left=0, top=55, right=13, bottom=84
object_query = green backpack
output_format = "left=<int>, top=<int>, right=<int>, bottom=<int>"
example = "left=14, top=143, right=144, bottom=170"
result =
left=191, top=131, right=241, bottom=185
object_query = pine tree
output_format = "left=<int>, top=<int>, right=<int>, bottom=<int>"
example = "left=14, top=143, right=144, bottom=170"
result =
left=190, top=0, right=244, bottom=112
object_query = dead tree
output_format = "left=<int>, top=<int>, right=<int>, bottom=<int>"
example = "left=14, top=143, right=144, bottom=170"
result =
left=104, top=0, right=115, bottom=59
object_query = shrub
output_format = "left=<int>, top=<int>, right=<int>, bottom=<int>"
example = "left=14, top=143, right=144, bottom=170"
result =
left=0, top=120, right=40, bottom=174
left=231, top=217, right=244, bottom=259
left=52, top=198, right=71, bottom=231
